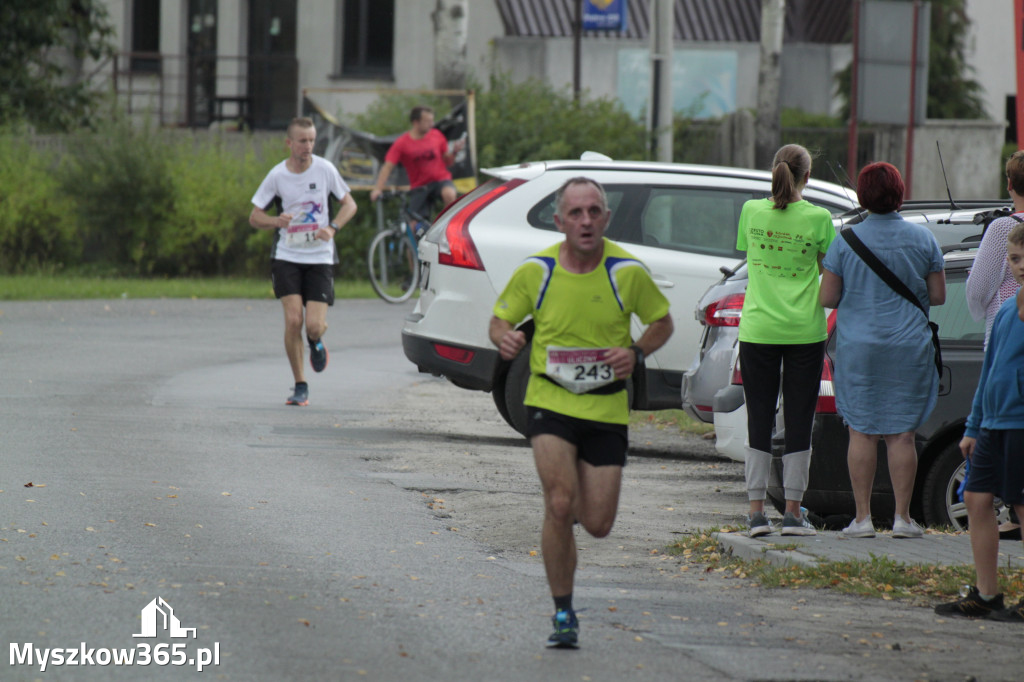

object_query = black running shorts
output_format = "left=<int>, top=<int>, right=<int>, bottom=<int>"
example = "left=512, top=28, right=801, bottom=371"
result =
left=526, top=407, right=628, bottom=467
left=271, top=260, right=335, bottom=306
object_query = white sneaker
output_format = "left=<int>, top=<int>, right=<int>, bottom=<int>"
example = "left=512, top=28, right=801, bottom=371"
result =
left=841, top=516, right=876, bottom=538
left=892, top=515, right=924, bottom=538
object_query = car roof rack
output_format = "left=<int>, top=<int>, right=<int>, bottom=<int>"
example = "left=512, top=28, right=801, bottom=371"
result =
left=941, top=240, right=980, bottom=254
left=899, top=199, right=1008, bottom=211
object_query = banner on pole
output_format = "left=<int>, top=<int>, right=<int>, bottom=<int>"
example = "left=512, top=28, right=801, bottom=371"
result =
left=583, top=0, right=628, bottom=32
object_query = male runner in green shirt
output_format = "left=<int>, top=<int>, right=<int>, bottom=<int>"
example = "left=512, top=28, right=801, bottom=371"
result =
left=489, top=177, right=673, bottom=648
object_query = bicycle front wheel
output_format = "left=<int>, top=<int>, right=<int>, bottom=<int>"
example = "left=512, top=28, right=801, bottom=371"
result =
left=367, top=229, right=419, bottom=303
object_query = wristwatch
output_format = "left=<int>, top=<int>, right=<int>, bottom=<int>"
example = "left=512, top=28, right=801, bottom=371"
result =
left=329, top=221, right=340, bottom=232
left=629, top=344, right=645, bottom=365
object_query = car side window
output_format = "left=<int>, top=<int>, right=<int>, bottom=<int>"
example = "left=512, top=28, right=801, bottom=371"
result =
left=527, top=189, right=626, bottom=231
left=635, top=187, right=752, bottom=258
left=930, top=269, right=985, bottom=345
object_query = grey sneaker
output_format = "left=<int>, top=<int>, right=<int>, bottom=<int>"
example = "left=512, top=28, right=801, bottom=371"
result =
left=747, top=512, right=773, bottom=538
left=892, top=515, right=924, bottom=539
left=780, top=511, right=816, bottom=536
left=286, top=382, right=309, bottom=406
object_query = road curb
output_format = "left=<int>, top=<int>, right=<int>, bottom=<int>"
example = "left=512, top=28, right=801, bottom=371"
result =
left=714, top=531, right=821, bottom=568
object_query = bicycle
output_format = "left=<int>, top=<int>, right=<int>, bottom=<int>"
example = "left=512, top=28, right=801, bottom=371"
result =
left=367, top=190, right=430, bottom=303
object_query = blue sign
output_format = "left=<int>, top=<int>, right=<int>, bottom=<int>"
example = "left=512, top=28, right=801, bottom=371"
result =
left=583, top=0, right=628, bottom=32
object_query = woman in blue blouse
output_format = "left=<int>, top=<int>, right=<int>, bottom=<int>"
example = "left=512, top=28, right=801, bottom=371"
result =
left=819, top=162, right=946, bottom=539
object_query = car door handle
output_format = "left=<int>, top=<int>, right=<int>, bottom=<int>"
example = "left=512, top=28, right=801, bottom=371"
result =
left=652, top=276, right=675, bottom=288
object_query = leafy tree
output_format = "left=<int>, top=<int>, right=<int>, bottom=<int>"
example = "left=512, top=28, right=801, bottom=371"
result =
left=925, top=0, right=985, bottom=119
left=835, top=0, right=985, bottom=121
left=0, top=0, right=116, bottom=131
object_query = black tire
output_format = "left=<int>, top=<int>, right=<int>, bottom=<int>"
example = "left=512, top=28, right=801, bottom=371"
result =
left=367, top=229, right=417, bottom=303
left=503, top=344, right=531, bottom=436
left=922, top=442, right=970, bottom=530
left=922, top=441, right=1013, bottom=530
left=491, top=362, right=514, bottom=430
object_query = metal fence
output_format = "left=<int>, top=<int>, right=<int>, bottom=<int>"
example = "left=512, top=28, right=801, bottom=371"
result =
left=109, top=53, right=297, bottom=130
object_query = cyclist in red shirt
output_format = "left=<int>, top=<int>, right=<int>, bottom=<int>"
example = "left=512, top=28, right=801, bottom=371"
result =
left=370, top=106, right=464, bottom=219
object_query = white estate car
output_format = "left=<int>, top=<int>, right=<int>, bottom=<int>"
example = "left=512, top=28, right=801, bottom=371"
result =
left=401, top=155, right=857, bottom=435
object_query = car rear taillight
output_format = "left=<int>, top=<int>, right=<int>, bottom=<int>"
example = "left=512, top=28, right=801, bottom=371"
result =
left=432, top=343, right=475, bottom=364
left=703, top=293, right=744, bottom=327
left=816, top=310, right=838, bottom=414
left=439, top=178, right=525, bottom=270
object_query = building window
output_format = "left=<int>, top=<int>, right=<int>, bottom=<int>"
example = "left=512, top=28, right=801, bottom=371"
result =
left=342, top=0, right=394, bottom=77
left=131, top=0, right=161, bottom=73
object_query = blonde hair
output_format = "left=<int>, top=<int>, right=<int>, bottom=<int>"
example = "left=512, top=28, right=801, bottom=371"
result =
left=771, top=144, right=812, bottom=210
left=1008, top=222, right=1024, bottom=248
left=286, top=117, right=314, bottom=137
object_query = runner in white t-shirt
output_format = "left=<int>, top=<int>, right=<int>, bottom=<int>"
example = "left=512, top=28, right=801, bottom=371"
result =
left=249, top=117, right=357, bottom=406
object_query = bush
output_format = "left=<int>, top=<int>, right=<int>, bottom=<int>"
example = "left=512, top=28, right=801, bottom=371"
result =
left=473, top=73, right=646, bottom=168
left=351, top=94, right=455, bottom=136
left=0, top=127, right=80, bottom=272
left=58, top=120, right=176, bottom=275
left=163, top=136, right=278, bottom=276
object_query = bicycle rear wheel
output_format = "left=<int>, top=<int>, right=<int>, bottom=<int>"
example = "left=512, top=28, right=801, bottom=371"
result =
left=367, top=228, right=418, bottom=303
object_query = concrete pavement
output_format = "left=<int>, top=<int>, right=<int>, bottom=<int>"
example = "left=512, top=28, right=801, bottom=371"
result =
left=716, top=526, right=1024, bottom=569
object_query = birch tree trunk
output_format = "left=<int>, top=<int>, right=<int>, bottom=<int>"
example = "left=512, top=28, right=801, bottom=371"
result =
left=433, top=0, right=469, bottom=90
left=755, top=0, right=785, bottom=169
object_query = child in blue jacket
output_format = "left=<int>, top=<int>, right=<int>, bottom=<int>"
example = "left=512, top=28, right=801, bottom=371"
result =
left=935, top=223, right=1024, bottom=621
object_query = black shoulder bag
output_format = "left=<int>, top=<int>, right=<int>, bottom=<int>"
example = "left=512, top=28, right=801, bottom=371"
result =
left=840, top=228, right=943, bottom=376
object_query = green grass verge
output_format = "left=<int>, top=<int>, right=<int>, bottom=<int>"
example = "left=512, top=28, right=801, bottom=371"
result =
left=0, top=276, right=382, bottom=301
left=631, top=409, right=716, bottom=437
left=669, top=527, right=1024, bottom=605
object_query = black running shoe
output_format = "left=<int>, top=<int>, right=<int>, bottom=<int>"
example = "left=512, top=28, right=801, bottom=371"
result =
left=546, top=609, right=579, bottom=649
left=988, top=598, right=1024, bottom=623
left=308, top=338, right=328, bottom=373
left=934, top=586, right=1004, bottom=618
left=286, top=383, right=309, bottom=406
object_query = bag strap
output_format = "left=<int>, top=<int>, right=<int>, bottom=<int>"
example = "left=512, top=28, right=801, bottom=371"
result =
left=840, top=227, right=927, bottom=317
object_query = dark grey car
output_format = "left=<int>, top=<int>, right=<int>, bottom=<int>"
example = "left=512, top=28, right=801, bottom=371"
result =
left=681, top=201, right=1013, bottom=527
left=768, top=245, right=996, bottom=530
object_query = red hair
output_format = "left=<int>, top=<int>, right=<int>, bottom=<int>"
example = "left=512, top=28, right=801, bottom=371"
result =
left=857, top=162, right=904, bottom=213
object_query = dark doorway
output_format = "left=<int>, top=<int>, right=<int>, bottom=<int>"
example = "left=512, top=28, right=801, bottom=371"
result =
left=249, top=0, right=298, bottom=129
left=186, top=0, right=218, bottom=127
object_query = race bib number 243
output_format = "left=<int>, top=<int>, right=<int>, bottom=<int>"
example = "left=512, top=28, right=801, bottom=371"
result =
left=545, top=346, right=617, bottom=394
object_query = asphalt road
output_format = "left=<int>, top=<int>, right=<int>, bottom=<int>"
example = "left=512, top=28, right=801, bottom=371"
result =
left=1, top=298, right=1020, bottom=681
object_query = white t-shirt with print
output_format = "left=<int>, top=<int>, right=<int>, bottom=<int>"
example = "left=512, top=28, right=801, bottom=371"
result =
left=251, top=155, right=350, bottom=265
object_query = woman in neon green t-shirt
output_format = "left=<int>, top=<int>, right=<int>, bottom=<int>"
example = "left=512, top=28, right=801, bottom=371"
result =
left=736, top=143, right=835, bottom=538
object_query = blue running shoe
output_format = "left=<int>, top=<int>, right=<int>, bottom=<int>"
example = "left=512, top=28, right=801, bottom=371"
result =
left=286, top=383, right=309, bottom=406
left=546, top=609, right=579, bottom=649
left=308, top=338, right=328, bottom=373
